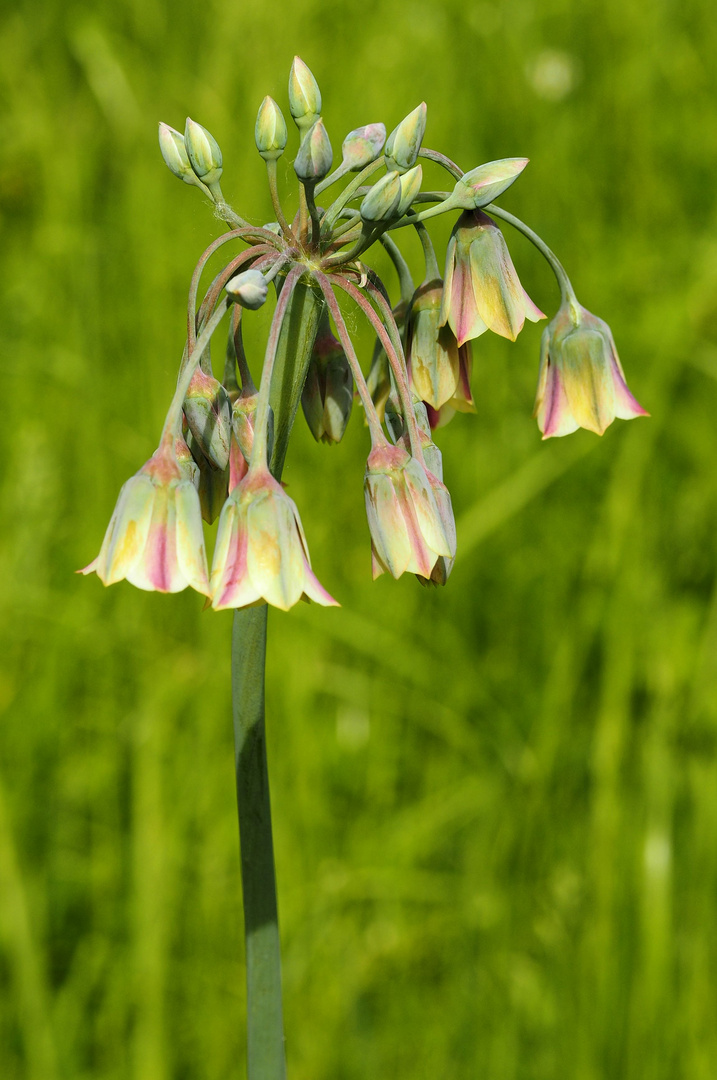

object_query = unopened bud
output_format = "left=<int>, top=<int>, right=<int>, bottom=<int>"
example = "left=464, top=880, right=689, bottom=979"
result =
left=385, top=103, right=427, bottom=172
left=451, top=158, right=528, bottom=210
left=255, top=96, right=288, bottom=162
left=159, top=123, right=205, bottom=188
left=396, top=164, right=423, bottom=217
left=360, top=171, right=402, bottom=224
left=232, top=393, right=258, bottom=462
left=289, top=56, right=322, bottom=134
left=226, top=270, right=268, bottom=310
left=341, top=123, right=386, bottom=171
left=184, top=118, right=223, bottom=187
left=301, top=322, right=353, bottom=443
left=183, top=368, right=233, bottom=471
left=294, top=119, right=333, bottom=182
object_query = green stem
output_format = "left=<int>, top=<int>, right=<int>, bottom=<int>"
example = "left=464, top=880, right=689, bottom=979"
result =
left=231, top=605, right=286, bottom=1080
left=379, top=234, right=415, bottom=305
left=320, top=156, right=385, bottom=233
left=413, top=220, right=440, bottom=280
left=265, top=159, right=295, bottom=242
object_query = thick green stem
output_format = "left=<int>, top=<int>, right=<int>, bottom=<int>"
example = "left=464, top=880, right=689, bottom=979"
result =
left=231, top=606, right=286, bottom=1080
left=230, top=274, right=325, bottom=1080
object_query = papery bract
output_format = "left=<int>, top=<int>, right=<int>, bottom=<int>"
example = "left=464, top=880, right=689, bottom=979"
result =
left=211, top=469, right=338, bottom=611
left=80, top=436, right=210, bottom=595
left=534, top=302, right=648, bottom=438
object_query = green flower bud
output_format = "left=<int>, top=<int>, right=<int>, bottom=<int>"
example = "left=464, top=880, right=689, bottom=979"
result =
left=288, top=56, right=322, bottom=134
left=396, top=164, right=423, bottom=217
left=255, top=96, right=288, bottom=162
left=226, top=270, right=269, bottom=310
left=294, top=119, right=333, bottom=182
left=360, top=171, right=402, bottom=224
left=183, top=368, right=233, bottom=471
left=158, top=123, right=206, bottom=189
left=451, top=158, right=528, bottom=210
left=341, top=123, right=386, bottom=171
left=385, top=103, right=427, bottom=172
left=184, top=117, right=223, bottom=186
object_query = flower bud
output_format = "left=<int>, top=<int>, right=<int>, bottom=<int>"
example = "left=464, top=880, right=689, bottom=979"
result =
left=226, top=269, right=269, bottom=310
left=184, top=117, right=223, bottom=187
left=341, top=123, right=386, bottom=171
left=183, top=368, right=233, bottom=471
left=255, top=96, right=288, bottom=162
left=451, top=158, right=528, bottom=210
left=174, top=434, right=199, bottom=487
left=158, top=123, right=205, bottom=188
left=396, top=164, right=423, bottom=217
left=385, top=103, right=427, bottom=173
left=360, top=171, right=402, bottom=224
left=232, top=393, right=258, bottom=462
left=289, top=56, right=322, bottom=134
left=301, top=321, right=354, bottom=444
left=294, top=119, right=333, bottom=182
left=185, top=428, right=230, bottom=524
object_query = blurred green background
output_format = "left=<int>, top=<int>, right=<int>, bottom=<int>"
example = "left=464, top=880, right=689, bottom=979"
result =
left=2, top=0, right=717, bottom=1077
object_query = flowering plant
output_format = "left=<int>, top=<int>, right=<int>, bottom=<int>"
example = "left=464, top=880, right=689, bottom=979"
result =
left=81, top=57, right=647, bottom=1078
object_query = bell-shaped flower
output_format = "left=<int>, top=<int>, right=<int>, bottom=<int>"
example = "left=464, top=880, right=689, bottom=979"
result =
left=406, top=279, right=461, bottom=409
left=423, top=341, right=475, bottom=429
left=211, top=468, right=338, bottom=611
left=364, top=442, right=455, bottom=581
left=80, top=435, right=210, bottom=595
left=440, top=210, right=545, bottom=345
left=183, top=366, right=233, bottom=471
left=301, top=326, right=354, bottom=444
left=534, top=301, right=649, bottom=438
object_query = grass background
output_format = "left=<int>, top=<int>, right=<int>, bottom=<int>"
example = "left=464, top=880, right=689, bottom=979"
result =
left=2, top=0, right=717, bottom=1076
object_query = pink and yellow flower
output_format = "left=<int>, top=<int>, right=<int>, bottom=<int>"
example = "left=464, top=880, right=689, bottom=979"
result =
left=440, top=210, right=545, bottom=346
left=80, top=435, right=210, bottom=594
left=210, top=468, right=338, bottom=611
left=406, top=279, right=461, bottom=410
left=534, top=301, right=649, bottom=438
left=364, top=442, right=455, bottom=580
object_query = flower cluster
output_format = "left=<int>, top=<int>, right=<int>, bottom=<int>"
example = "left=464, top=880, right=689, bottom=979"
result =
left=82, top=58, right=647, bottom=610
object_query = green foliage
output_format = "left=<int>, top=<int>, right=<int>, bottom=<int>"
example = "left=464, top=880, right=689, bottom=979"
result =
left=2, top=0, right=717, bottom=1077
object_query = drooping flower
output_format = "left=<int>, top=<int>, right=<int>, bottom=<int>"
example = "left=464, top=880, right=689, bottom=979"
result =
left=364, top=441, right=455, bottom=580
left=210, top=468, right=338, bottom=611
left=80, top=435, right=210, bottom=594
left=301, top=318, right=353, bottom=444
left=423, top=341, right=475, bottom=429
left=406, top=279, right=461, bottom=409
left=534, top=301, right=649, bottom=438
left=440, top=210, right=545, bottom=346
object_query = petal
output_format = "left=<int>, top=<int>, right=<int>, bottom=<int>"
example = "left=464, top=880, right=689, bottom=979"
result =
left=470, top=228, right=526, bottom=341
left=97, top=475, right=156, bottom=585
left=539, top=359, right=580, bottom=439
left=301, top=567, right=340, bottom=607
left=211, top=500, right=262, bottom=609
left=560, top=330, right=615, bottom=435
left=364, top=473, right=413, bottom=578
left=393, top=474, right=438, bottom=578
left=451, top=252, right=488, bottom=347
left=174, top=481, right=211, bottom=596
left=127, top=486, right=185, bottom=592
left=403, top=460, right=452, bottom=558
left=246, top=491, right=304, bottom=610
left=522, top=288, right=546, bottom=323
